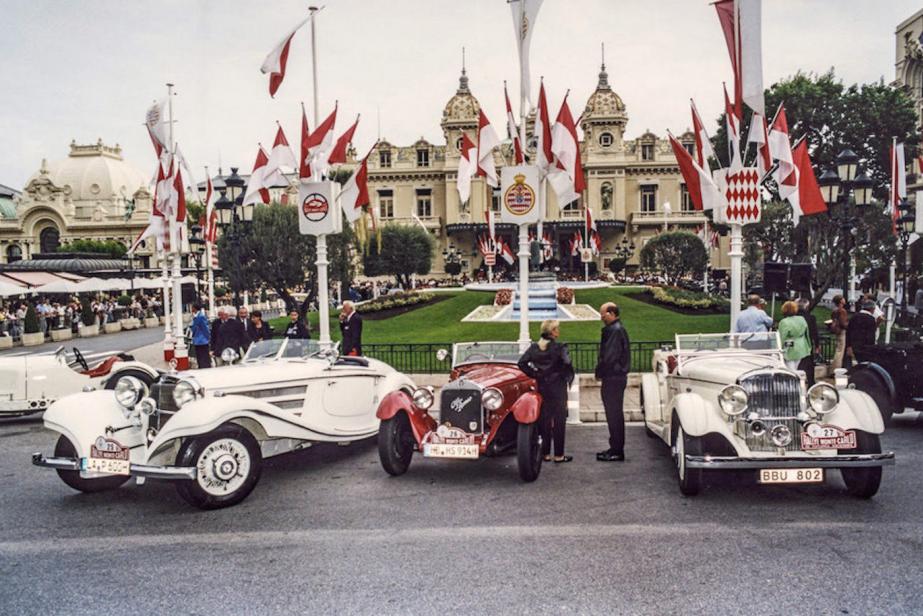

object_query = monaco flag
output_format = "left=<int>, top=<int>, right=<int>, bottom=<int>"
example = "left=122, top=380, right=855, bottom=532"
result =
left=891, top=139, right=907, bottom=235
left=691, top=99, right=715, bottom=168
left=456, top=132, right=477, bottom=204
left=340, top=145, right=373, bottom=224
left=243, top=146, right=272, bottom=206
left=264, top=124, right=297, bottom=187
left=534, top=80, right=554, bottom=175
left=714, top=0, right=764, bottom=117
left=788, top=139, right=827, bottom=225
left=260, top=16, right=311, bottom=97
left=302, top=105, right=337, bottom=180
left=768, top=103, right=798, bottom=201
left=585, top=203, right=596, bottom=236
left=747, top=111, right=772, bottom=180
left=476, top=109, right=501, bottom=187
left=504, top=83, right=524, bottom=164
left=328, top=114, right=360, bottom=165
left=668, top=132, right=725, bottom=211
left=498, top=237, right=515, bottom=265
left=724, top=83, right=743, bottom=173
left=550, top=93, right=585, bottom=205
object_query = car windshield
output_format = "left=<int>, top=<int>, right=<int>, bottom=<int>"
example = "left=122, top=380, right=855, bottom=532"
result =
left=243, top=338, right=322, bottom=361
left=675, top=332, right=781, bottom=353
left=453, top=342, right=523, bottom=367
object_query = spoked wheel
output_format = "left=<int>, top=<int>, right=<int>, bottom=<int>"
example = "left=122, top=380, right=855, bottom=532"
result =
left=378, top=413, right=415, bottom=476
left=672, top=419, right=702, bottom=496
left=516, top=421, right=542, bottom=482
left=840, top=431, right=883, bottom=499
left=175, top=424, right=262, bottom=510
left=53, top=435, right=130, bottom=493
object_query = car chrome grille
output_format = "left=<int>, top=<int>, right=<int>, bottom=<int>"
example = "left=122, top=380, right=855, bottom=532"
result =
left=149, top=377, right=179, bottom=431
left=737, top=371, right=803, bottom=452
left=439, top=384, right=483, bottom=433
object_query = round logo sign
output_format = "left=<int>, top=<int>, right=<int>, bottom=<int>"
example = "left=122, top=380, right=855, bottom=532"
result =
left=301, top=193, right=329, bottom=222
left=503, top=174, right=536, bottom=216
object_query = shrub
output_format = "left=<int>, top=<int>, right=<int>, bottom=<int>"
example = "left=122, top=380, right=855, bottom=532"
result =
left=116, top=294, right=132, bottom=307
left=355, top=292, right=435, bottom=315
left=80, top=295, right=96, bottom=326
left=214, top=286, right=228, bottom=298
left=648, top=286, right=729, bottom=311
left=556, top=287, right=574, bottom=304
left=495, top=289, right=513, bottom=306
left=23, top=305, right=40, bottom=334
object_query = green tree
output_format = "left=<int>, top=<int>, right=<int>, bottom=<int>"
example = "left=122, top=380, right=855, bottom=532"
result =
left=363, top=224, right=435, bottom=289
left=711, top=70, right=918, bottom=306
left=79, top=295, right=96, bottom=327
left=639, top=231, right=708, bottom=285
left=23, top=305, right=40, bottom=335
left=57, top=239, right=127, bottom=258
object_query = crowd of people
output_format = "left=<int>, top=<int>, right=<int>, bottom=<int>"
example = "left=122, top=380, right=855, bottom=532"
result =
left=0, top=294, right=164, bottom=339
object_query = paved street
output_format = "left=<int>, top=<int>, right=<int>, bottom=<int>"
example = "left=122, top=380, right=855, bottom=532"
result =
left=0, top=326, right=165, bottom=359
left=1, top=413, right=921, bottom=615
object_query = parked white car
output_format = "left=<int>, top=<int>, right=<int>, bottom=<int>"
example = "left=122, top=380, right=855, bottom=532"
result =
left=33, top=338, right=416, bottom=509
left=0, top=346, right=159, bottom=417
left=641, top=333, right=895, bottom=498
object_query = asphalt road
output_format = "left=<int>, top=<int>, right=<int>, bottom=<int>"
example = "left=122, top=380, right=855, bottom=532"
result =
left=1, top=413, right=922, bottom=616
left=0, top=326, right=165, bottom=358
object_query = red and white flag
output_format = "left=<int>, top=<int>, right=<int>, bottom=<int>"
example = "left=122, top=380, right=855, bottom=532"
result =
left=301, top=104, right=337, bottom=180
left=260, top=16, right=311, bottom=98
left=173, top=144, right=198, bottom=199
left=747, top=111, right=772, bottom=180
left=690, top=99, right=715, bottom=168
left=456, top=132, right=477, bottom=204
left=328, top=114, right=360, bottom=165
left=591, top=231, right=601, bottom=256
left=204, top=174, right=218, bottom=245
left=570, top=231, right=583, bottom=256
left=486, top=210, right=497, bottom=244
left=668, top=132, right=726, bottom=212
left=723, top=83, right=743, bottom=173
left=299, top=103, right=311, bottom=178
left=787, top=139, right=828, bottom=226
left=510, top=0, right=544, bottom=108
left=340, top=145, right=373, bottom=224
left=714, top=0, right=764, bottom=117
left=534, top=81, right=555, bottom=175
left=549, top=93, right=585, bottom=205
left=243, top=146, right=272, bottom=206
left=476, top=109, right=501, bottom=187
left=264, top=124, right=297, bottom=187
left=891, top=139, right=907, bottom=236
left=768, top=103, right=798, bottom=201
left=504, top=82, right=524, bottom=164
left=498, top=237, right=515, bottom=265
left=585, top=203, right=596, bottom=236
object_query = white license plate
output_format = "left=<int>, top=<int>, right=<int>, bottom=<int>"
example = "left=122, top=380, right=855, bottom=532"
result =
left=423, top=443, right=479, bottom=459
left=758, top=468, right=823, bottom=484
left=82, top=456, right=131, bottom=475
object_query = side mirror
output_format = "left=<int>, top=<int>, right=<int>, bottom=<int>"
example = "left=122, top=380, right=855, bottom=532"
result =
left=436, top=349, right=449, bottom=362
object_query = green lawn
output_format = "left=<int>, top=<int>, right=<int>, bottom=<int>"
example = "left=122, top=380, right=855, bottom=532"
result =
left=268, top=287, right=781, bottom=344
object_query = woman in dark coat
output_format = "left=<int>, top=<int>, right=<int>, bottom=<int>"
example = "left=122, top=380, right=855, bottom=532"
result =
left=249, top=310, right=273, bottom=342
left=283, top=310, right=311, bottom=339
left=518, top=319, right=576, bottom=463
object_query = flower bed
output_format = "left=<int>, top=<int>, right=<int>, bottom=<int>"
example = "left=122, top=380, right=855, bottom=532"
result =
left=556, top=287, right=574, bottom=305
left=356, top=292, right=440, bottom=320
left=494, top=289, right=513, bottom=306
left=644, top=286, right=729, bottom=313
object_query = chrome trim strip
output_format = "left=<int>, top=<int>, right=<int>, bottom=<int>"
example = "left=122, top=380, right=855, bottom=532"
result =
left=685, top=452, right=896, bottom=469
left=31, top=453, right=196, bottom=480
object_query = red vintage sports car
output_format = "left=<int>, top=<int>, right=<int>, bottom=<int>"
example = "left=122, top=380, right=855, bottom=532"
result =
left=376, top=342, right=544, bottom=481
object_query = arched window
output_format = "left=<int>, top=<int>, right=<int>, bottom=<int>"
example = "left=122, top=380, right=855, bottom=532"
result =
left=600, top=182, right=613, bottom=210
left=40, top=227, right=60, bottom=254
left=6, top=245, right=21, bottom=263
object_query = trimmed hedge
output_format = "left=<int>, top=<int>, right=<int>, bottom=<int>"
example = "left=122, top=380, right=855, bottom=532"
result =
left=556, top=287, right=574, bottom=305
left=494, top=289, right=513, bottom=306
left=356, top=292, right=435, bottom=315
left=648, top=286, right=729, bottom=311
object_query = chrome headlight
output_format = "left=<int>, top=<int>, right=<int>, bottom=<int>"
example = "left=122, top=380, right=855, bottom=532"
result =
left=435, top=348, right=449, bottom=362
left=808, top=383, right=838, bottom=415
left=411, top=387, right=434, bottom=410
left=481, top=387, right=504, bottom=411
left=173, top=378, right=203, bottom=409
left=221, top=348, right=240, bottom=364
left=770, top=424, right=792, bottom=447
left=137, top=396, right=157, bottom=417
left=114, top=376, right=146, bottom=409
left=718, top=385, right=748, bottom=417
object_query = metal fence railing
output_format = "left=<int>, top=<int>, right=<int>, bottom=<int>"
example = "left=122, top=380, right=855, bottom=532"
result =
left=361, top=336, right=853, bottom=375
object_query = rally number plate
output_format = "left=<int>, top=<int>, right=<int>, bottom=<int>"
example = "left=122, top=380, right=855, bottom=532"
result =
left=423, top=443, right=479, bottom=459
left=81, top=436, right=131, bottom=476
left=758, top=468, right=823, bottom=484
left=800, top=425, right=857, bottom=450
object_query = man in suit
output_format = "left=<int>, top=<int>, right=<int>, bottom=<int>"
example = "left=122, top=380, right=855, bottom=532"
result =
left=595, top=302, right=630, bottom=462
left=237, top=306, right=255, bottom=350
left=848, top=300, right=879, bottom=363
left=796, top=298, right=819, bottom=386
left=211, top=306, right=247, bottom=364
left=339, top=301, right=363, bottom=356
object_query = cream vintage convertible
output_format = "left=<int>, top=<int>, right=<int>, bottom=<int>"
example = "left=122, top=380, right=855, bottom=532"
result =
left=641, top=333, right=895, bottom=498
left=33, top=339, right=416, bottom=509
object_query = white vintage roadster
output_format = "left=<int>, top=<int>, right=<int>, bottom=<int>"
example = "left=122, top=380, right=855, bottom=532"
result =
left=641, top=333, right=895, bottom=498
left=33, top=339, right=416, bottom=509
left=0, top=346, right=159, bottom=417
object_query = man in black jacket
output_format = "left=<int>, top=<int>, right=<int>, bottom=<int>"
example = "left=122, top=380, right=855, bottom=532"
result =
left=595, top=302, right=630, bottom=462
left=339, top=301, right=363, bottom=356
left=211, top=306, right=247, bottom=363
left=847, top=300, right=878, bottom=363
left=796, top=298, right=820, bottom=386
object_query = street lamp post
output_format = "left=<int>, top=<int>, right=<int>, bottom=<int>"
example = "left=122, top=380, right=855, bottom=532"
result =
left=216, top=168, right=253, bottom=308
left=817, top=149, right=874, bottom=302
left=896, top=198, right=917, bottom=313
left=189, top=224, right=205, bottom=300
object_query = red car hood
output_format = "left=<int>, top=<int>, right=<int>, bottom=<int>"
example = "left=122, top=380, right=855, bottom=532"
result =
left=453, top=363, right=528, bottom=388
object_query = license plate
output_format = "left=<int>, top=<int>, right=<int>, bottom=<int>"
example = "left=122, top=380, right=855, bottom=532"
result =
left=801, top=425, right=857, bottom=450
left=758, top=468, right=823, bottom=484
left=423, top=443, right=479, bottom=459
left=81, top=436, right=131, bottom=476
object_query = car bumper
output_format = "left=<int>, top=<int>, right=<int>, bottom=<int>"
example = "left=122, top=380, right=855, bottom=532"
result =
left=685, top=452, right=896, bottom=470
left=31, top=452, right=196, bottom=480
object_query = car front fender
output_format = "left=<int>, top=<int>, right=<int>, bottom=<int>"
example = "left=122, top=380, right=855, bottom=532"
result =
left=848, top=362, right=897, bottom=408
left=672, top=392, right=735, bottom=443
left=827, top=389, right=886, bottom=435
left=511, top=391, right=542, bottom=425
left=42, top=391, right=145, bottom=459
left=107, top=361, right=160, bottom=382
left=376, top=390, right=414, bottom=421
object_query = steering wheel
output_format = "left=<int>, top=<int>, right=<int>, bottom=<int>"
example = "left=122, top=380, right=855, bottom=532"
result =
left=72, top=347, right=89, bottom=372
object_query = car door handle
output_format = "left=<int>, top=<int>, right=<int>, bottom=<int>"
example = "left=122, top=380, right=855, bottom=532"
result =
left=327, top=380, right=337, bottom=386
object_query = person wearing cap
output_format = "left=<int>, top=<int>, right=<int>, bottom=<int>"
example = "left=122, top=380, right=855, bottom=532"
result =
left=734, top=294, right=774, bottom=333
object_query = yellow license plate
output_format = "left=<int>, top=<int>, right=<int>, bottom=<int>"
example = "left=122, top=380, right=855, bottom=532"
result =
left=758, top=468, right=823, bottom=484
left=423, top=443, right=479, bottom=459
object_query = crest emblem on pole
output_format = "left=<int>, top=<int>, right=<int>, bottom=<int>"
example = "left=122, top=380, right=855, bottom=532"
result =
left=504, top=174, right=536, bottom=216
left=714, top=167, right=761, bottom=225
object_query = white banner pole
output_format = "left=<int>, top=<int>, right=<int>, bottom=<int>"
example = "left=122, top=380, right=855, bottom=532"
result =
left=729, top=223, right=743, bottom=331
left=518, top=224, right=530, bottom=346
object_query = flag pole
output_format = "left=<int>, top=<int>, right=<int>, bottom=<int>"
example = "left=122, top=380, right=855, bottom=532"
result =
left=161, top=86, right=174, bottom=365
left=204, top=165, right=216, bottom=320
left=167, top=83, right=190, bottom=370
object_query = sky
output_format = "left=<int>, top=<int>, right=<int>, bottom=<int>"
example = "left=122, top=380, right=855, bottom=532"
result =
left=0, top=0, right=920, bottom=190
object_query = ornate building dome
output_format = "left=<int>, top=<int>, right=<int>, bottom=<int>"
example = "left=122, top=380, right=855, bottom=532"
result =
left=25, top=139, right=149, bottom=203
left=442, top=66, right=481, bottom=129
left=583, top=62, right=627, bottom=122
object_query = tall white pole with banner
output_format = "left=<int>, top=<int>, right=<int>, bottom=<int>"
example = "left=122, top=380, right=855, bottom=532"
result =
left=501, top=166, right=540, bottom=346
left=714, top=167, right=761, bottom=331
left=166, top=83, right=189, bottom=370
left=299, top=181, right=341, bottom=347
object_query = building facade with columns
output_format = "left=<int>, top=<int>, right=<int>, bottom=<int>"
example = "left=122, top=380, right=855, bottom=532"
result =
left=360, top=63, right=729, bottom=278
left=1, top=140, right=156, bottom=266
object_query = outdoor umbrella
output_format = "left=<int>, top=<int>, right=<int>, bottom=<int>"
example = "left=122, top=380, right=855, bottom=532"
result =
left=0, top=280, right=30, bottom=297
left=34, top=279, right=81, bottom=294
